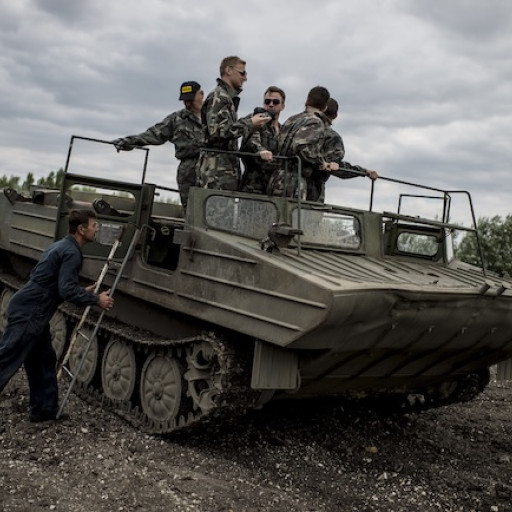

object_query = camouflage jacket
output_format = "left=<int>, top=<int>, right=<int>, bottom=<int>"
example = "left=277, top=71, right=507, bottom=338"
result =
left=197, top=79, right=255, bottom=190
left=240, top=120, right=281, bottom=174
left=307, top=123, right=369, bottom=202
left=276, top=107, right=328, bottom=179
left=239, top=119, right=281, bottom=193
left=121, top=108, right=203, bottom=161
left=323, top=125, right=367, bottom=180
left=201, top=79, right=254, bottom=151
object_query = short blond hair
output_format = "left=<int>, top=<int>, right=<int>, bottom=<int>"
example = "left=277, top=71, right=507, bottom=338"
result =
left=220, top=56, right=246, bottom=76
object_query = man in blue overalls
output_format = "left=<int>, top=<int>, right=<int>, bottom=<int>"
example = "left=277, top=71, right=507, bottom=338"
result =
left=0, top=209, right=114, bottom=422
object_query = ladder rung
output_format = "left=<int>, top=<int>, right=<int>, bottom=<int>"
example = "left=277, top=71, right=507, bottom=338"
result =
left=62, top=366, right=74, bottom=378
left=77, top=330, right=90, bottom=341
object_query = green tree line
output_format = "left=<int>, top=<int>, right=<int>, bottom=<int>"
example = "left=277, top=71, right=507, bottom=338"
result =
left=454, top=215, right=512, bottom=276
left=0, top=169, right=64, bottom=191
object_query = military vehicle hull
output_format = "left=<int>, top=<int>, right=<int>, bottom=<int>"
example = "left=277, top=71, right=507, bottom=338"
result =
left=1, top=139, right=511, bottom=432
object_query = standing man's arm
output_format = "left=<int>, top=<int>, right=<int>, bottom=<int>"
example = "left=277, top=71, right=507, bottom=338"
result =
left=242, top=129, right=273, bottom=162
left=205, top=96, right=269, bottom=145
left=172, top=113, right=203, bottom=160
left=205, top=97, right=252, bottom=143
left=57, top=251, right=112, bottom=309
left=113, top=114, right=176, bottom=150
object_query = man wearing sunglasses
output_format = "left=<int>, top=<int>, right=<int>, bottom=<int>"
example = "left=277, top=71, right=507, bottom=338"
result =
left=240, top=86, right=286, bottom=194
left=197, top=56, right=271, bottom=191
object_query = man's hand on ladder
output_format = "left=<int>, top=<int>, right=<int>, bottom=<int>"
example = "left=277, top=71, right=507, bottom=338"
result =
left=97, top=289, right=114, bottom=311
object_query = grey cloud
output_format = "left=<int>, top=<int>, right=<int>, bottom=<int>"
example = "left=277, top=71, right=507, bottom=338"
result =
left=402, top=0, right=512, bottom=40
left=0, top=0, right=510, bottom=222
left=32, top=0, right=102, bottom=25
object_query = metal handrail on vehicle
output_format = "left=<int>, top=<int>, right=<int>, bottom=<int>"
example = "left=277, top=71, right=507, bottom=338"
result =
left=62, top=136, right=486, bottom=270
left=368, top=173, right=485, bottom=274
left=64, top=135, right=150, bottom=184
left=204, top=150, right=485, bottom=272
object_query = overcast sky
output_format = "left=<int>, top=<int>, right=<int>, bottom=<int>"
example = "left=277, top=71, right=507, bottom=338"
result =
left=1, top=0, right=510, bottom=225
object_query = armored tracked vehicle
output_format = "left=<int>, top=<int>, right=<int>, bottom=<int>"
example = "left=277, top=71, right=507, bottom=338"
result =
left=1, top=136, right=511, bottom=433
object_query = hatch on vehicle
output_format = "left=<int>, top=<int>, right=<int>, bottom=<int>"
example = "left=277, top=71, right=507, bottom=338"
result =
left=204, top=195, right=279, bottom=239
left=290, top=207, right=362, bottom=251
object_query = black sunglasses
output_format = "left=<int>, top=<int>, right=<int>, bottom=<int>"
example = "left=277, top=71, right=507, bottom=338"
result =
left=232, top=67, right=247, bottom=77
left=264, top=98, right=281, bottom=105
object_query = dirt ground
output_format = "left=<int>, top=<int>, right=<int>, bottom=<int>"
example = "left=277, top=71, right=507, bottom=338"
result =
left=1, top=373, right=512, bottom=512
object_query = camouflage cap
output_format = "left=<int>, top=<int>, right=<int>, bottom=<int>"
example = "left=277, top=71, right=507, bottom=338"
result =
left=179, top=81, right=201, bottom=101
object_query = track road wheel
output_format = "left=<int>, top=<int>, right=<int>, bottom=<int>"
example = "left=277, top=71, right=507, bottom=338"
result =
left=68, top=326, right=100, bottom=385
left=184, top=341, right=221, bottom=413
left=50, top=311, right=67, bottom=360
left=101, top=338, right=137, bottom=401
left=140, top=349, right=184, bottom=423
left=0, top=288, right=13, bottom=333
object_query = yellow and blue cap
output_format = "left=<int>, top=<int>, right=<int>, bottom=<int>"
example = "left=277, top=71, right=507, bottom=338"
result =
left=179, top=81, right=201, bottom=101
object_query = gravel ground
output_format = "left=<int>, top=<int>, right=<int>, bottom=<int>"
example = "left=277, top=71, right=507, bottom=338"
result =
left=1, top=373, right=512, bottom=512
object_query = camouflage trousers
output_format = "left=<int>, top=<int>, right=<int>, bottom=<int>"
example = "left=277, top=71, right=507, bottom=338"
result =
left=177, top=158, right=199, bottom=210
left=196, top=151, right=240, bottom=191
left=240, top=168, right=274, bottom=195
left=267, top=168, right=307, bottom=200
left=307, top=169, right=330, bottom=203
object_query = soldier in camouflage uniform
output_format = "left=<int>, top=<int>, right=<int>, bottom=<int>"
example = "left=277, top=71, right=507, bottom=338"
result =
left=197, top=56, right=271, bottom=191
left=112, top=81, right=204, bottom=211
left=239, top=86, right=286, bottom=195
left=267, top=86, right=338, bottom=199
left=308, top=98, right=378, bottom=202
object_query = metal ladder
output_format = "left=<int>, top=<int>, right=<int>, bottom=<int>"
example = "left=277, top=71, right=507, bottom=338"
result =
left=56, top=226, right=142, bottom=419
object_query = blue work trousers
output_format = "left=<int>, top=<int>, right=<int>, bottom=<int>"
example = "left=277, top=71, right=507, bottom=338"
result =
left=0, top=288, right=59, bottom=417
